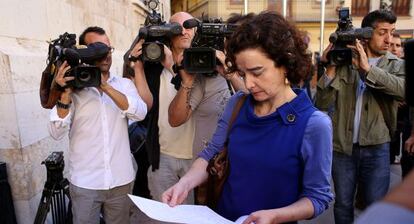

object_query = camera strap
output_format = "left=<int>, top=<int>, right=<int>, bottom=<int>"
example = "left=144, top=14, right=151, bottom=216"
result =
left=226, top=79, right=235, bottom=96
left=170, top=73, right=182, bottom=91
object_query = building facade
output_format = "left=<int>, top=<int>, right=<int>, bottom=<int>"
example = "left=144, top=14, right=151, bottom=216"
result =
left=172, top=0, right=413, bottom=54
left=0, top=0, right=170, bottom=223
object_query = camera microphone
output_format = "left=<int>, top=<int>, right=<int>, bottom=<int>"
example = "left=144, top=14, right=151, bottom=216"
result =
left=77, top=42, right=110, bottom=64
left=355, top=27, right=373, bottom=39
left=147, top=23, right=183, bottom=37
left=183, top=18, right=200, bottom=29
left=329, top=33, right=338, bottom=43
left=62, top=48, right=81, bottom=66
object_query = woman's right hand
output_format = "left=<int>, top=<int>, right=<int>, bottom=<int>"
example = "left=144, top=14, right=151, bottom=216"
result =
left=162, top=180, right=190, bottom=207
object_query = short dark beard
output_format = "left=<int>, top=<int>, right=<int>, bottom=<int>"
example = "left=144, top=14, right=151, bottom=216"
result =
left=367, top=45, right=387, bottom=58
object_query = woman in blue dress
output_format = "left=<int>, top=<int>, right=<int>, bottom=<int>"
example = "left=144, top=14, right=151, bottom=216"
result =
left=162, top=11, right=333, bottom=224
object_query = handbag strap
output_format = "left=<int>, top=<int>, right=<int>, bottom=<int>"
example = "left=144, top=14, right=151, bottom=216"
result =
left=225, top=95, right=248, bottom=142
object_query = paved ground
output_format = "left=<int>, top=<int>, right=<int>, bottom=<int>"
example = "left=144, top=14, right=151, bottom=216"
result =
left=130, top=165, right=403, bottom=224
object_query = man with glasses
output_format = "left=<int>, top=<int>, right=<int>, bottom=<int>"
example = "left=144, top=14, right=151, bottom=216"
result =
left=48, top=26, right=147, bottom=223
left=316, top=10, right=405, bottom=224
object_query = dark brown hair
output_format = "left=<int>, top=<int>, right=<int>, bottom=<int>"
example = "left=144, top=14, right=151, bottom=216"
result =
left=226, top=13, right=255, bottom=25
left=225, top=11, right=312, bottom=85
left=392, top=33, right=401, bottom=38
left=361, top=9, right=396, bottom=29
left=79, top=26, right=106, bottom=45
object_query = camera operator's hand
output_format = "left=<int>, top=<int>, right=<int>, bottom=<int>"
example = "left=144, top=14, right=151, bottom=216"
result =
left=215, top=50, right=228, bottom=77
left=55, top=61, right=74, bottom=105
left=321, top=43, right=334, bottom=64
left=55, top=61, right=74, bottom=90
left=175, top=52, right=195, bottom=85
left=405, top=133, right=414, bottom=155
left=99, top=74, right=111, bottom=92
left=130, top=39, right=145, bottom=72
left=55, top=61, right=73, bottom=118
left=129, top=39, right=154, bottom=110
left=162, top=45, right=174, bottom=73
left=347, top=39, right=371, bottom=74
left=321, top=43, right=336, bottom=80
left=99, top=75, right=130, bottom=111
left=215, top=50, right=247, bottom=92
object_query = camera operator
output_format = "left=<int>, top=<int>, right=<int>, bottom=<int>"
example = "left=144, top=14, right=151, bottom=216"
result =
left=167, top=15, right=250, bottom=204
left=128, top=11, right=246, bottom=207
left=48, top=26, right=147, bottom=223
left=355, top=40, right=414, bottom=223
left=128, top=12, right=197, bottom=205
left=315, top=10, right=405, bottom=224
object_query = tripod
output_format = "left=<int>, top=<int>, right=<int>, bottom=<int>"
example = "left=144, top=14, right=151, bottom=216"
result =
left=34, top=152, right=72, bottom=224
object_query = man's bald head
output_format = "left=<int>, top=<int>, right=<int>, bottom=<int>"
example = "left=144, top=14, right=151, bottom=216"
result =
left=170, top=12, right=193, bottom=24
left=169, top=12, right=195, bottom=52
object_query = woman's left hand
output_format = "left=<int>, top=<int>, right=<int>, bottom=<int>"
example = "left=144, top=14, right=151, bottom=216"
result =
left=242, top=209, right=279, bottom=224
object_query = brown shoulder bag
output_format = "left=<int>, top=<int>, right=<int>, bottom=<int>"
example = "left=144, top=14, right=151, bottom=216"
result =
left=205, top=95, right=247, bottom=209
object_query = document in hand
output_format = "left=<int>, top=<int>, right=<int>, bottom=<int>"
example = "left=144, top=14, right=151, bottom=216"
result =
left=128, top=194, right=248, bottom=224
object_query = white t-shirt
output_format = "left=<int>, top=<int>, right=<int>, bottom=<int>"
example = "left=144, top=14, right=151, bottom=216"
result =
left=158, top=68, right=195, bottom=159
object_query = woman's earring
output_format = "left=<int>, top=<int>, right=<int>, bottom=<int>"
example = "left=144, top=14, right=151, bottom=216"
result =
left=284, top=75, right=289, bottom=85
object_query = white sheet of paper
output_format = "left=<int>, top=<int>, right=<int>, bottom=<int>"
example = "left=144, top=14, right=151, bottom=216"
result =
left=234, top=215, right=248, bottom=224
left=128, top=194, right=245, bottom=224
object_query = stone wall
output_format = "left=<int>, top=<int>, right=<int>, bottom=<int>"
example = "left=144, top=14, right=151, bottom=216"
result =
left=0, top=0, right=170, bottom=223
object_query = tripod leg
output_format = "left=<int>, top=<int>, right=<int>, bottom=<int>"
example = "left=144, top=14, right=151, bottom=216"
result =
left=52, top=191, right=60, bottom=224
left=34, top=183, right=56, bottom=224
left=60, top=191, right=65, bottom=224
left=58, top=190, right=65, bottom=224
left=47, top=188, right=69, bottom=224
left=62, top=179, right=73, bottom=224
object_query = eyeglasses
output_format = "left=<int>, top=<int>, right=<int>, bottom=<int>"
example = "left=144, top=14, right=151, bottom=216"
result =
left=109, top=46, right=115, bottom=53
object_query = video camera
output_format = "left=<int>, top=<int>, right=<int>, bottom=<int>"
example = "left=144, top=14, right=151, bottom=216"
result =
left=48, top=32, right=110, bottom=88
left=133, top=0, right=182, bottom=63
left=327, top=8, right=373, bottom=65
left=182, top=17, right=238, bottom=74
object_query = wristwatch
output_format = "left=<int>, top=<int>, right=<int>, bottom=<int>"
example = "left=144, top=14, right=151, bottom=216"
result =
left=56, top=100, right=71, bottom=109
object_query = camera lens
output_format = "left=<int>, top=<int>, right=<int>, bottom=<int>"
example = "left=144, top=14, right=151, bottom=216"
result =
left=79, top=71, right=91, bottom=82
left=330, top=48, right=352, bottom=66
left=145, top=43, right=162, bottom=61
left=191, top=54, right=209, bottom=68
left=147, top=0, right=158, bottom=10
left=196, top=55, right=207, bottom=66
left=183, top=47, right=216, bottom=74
left=333, top=55, right=346, bottom=65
